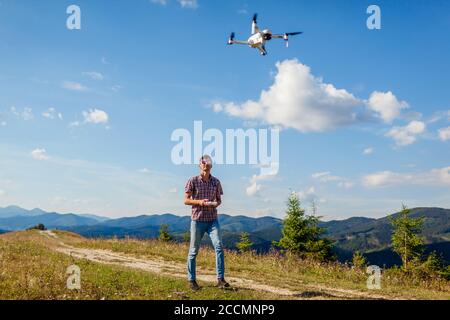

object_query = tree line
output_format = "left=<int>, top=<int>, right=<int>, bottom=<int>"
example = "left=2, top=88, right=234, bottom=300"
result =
left=157, top=193, right=449, bottom=279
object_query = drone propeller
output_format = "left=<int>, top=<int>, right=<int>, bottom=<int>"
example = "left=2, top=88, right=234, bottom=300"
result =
left=283, top=32, right=303, bottom=48
left=228, top=32, right=235, bottom=45
left=253, top=13, right=258, bottom=23
left=286, top=32, right=303, bottom=36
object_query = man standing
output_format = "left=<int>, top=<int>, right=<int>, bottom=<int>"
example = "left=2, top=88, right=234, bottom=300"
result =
left=184, top=155, right=230, bottom=291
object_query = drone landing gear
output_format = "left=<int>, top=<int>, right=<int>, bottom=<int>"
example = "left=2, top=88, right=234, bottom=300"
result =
left=258, top=46, right=267, bottom=56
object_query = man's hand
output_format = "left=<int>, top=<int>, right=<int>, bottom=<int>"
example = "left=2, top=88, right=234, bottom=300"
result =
left=185, top=193, right=220, bottom=207
left=198, top=199, right=210, bottom=207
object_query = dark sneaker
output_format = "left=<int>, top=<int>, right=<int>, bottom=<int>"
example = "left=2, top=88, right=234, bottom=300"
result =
left=216, top=278, right=231, bottom=289
left=189, top=280, right=200, bottom=291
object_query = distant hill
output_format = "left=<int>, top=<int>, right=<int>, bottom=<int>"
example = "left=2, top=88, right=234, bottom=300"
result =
left=0, top=212, right=100, bottom=230
left=362, top=241, right=450, bottom=267
left=77, top=214, right=110, bottom=222
left=321, top=207, right=450, bottom=265
left=320, top=217, right=376, bottom=235
left=323, top=207, right=450, bottom=252
left=0, top=205, right=47, bottom=218
left=99, top=214, right=191, bottom=230
left=0, top=206, right=109, bottom=222
left=64, top=214, right=282, bottom=252
left=0, top=205, right=449, bottom=266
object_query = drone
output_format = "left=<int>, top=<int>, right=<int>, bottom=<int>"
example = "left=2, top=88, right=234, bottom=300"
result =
left=227, top=13, right=303, bottom=56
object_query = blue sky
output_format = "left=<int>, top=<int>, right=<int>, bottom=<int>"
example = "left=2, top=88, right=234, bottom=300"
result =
left=0, top=0, right=449, bottom=220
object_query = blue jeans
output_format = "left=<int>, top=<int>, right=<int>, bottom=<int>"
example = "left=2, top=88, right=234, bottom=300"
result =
left=187, top=219, right=225, bottom=281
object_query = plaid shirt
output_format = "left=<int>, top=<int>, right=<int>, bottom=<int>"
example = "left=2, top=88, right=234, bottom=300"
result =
left=184, top=175, right=223, bottom=222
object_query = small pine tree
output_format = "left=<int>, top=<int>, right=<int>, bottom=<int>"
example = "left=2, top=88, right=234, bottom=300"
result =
left=419, top=251, right=444, bottom=276
left=273, top=193, right=334, bottom=262
left=159, top=224, right=172, bottom=242
left=389, top=204, right=424, bottom=271
left=182, top=231, right=190, bottom=243
left=236, top=232, right=253, bottom=253
left=352, top=251, right=367, bottom=270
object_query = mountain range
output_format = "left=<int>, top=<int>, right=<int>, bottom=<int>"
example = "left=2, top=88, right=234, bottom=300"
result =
left=323, top=207, right=450, bottom=265
left=0, top=205, right=449, bottom=266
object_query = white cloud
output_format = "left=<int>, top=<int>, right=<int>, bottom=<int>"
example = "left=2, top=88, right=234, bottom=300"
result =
left=82, top=71, right=104, bottom=81
left=111, top=85, right=122, bottom=92
left=214, top=60, right=362, bottom=132
left=338, top=181, right=355, bottom=189
left=213, top=59, right=412, bottom=134
left=169, top=187, right=178, bottom=193
left=82, top=109, right=109, bottom=124
left=178, top=0, right=198, bottom=8
left=385, top=120, right=426, bottom=146
left=212, top=103, right=223, bottom=113
left=69, top=121, right=80, bottom=127
left=363, top=171, right=407, bottom=187
left=0, top=113, right=6, bottom=126
left=438, top=126, right=450, bottom=141
left=42, top=108, right=63, bottom=120
left=312, top=171, right=354, bottom=188
left=150, top=0, right=168, bottom=5
left=11, top=106, right=34, bottom=120
left=246, top=180, right=262, bottom=197
left=62, top=81, right=88, bottom=92
left=362, top=166, right=450, bottom=187
left=246, top=173, right=276, bottom=197
left=402, top=111, right=422, bottom=122
left=363, top=147, right=374, bottom=155
left=4, top=150, right=184, bottom=218
left=140, top=168, right=151, bottom=174
left=296, top=187, right=326, bottom=204
left=297, top=186, right=316, bottom=202
left=101, top=57, right=110, bottom=65
left=366, top=91, right=408, bottom=123
left=69, top=109, right=109, bottom=128
left=0, top=189, right=5, bottom=196
left=427, top=115, right=442, bottom=124
left=427, top=110, right=450, bottom=124
left=312, top=172, right=340, bottom=182
left=31, top=148, right=50, bottom=161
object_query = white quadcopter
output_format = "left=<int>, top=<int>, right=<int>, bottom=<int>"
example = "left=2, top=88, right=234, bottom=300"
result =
left=227, top=13, right=302, bottom=56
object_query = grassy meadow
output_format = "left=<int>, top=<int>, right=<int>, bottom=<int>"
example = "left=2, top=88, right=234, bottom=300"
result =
left=0, top=230, right=449, bottom=300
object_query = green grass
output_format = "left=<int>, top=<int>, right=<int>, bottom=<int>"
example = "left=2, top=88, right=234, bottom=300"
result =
left=1, top=230, right=449, bottom=300
left=0, top=232, right=288, bottom=300
left=73, top=235, right=450, bottom=300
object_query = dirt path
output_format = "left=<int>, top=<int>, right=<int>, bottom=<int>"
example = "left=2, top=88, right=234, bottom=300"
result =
left=45, top=232, right=396, bottom=300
